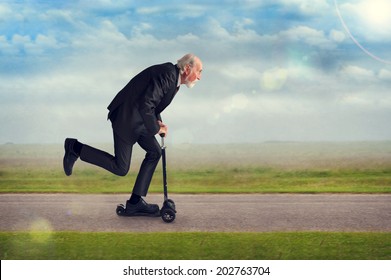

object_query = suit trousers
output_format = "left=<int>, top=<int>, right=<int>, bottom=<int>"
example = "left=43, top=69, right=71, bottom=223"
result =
left=79, top=130, right=162, bottom=197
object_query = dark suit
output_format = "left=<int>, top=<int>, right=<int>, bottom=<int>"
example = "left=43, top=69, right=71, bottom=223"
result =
left=79, top=62, right=180, bottom=196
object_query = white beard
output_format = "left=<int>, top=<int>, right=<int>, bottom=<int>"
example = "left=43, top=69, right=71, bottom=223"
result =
left=185, top=78, right=197, bottom=88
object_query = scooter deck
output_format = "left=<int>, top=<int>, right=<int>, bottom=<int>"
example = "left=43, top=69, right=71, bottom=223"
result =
left=116, top=204, right=161, bottom=217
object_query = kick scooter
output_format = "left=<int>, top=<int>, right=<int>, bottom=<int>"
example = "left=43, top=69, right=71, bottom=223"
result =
left=115, top=134, right=176, bottom=223
left=159, top=133, right=176, bottom=223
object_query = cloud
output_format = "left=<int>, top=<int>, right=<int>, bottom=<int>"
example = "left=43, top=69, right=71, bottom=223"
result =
left=339, top=65, right=376, bottom=81
left=329, top=29, right=346, bottom=43
left=220, top=64, right=260, bottom=80
left=0, top=36, right=18, bottom=55
left=222, top=93, right=249, bottom=113
left=278, top=25, right=337, bottom=50
left=0, top=3, right=12, bottom=18
left=15, top=34, right=60, bottom=55
left=280, top=0, right=330, bottom=15
left=379, top=69, right=391, bottom=81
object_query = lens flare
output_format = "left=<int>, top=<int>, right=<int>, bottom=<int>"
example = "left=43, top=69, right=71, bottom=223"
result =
left=29, top=218, right=53, bottom=243
left=261, top=68, right=288, bottom=91
left=334, top=0, right=391, bottom=65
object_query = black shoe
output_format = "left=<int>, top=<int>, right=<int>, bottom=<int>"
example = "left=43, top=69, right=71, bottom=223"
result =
left=125, top=198, right=160, bottom=216
left=63, top=138, right=79, bottom=176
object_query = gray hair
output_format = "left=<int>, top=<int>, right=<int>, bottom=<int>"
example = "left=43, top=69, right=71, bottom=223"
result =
left=177, top=53, right=196, bottom=73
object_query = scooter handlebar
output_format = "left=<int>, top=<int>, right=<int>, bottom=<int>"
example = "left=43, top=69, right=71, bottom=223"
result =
left=160, top=133, right=166, bottom=148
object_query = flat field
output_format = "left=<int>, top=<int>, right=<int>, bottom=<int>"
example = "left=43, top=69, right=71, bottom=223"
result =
left=1, top=141, right=390, bottom=193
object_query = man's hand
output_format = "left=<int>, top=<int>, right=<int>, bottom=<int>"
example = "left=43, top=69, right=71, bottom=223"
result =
left=157, top=120, right=168, bottom=137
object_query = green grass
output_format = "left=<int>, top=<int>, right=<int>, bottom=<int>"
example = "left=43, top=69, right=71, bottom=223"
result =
left=1, top=142, right=391, bottom=193
left=1, top=232, right=390, bottom=260
left=1, top=166, right=390, bottom=193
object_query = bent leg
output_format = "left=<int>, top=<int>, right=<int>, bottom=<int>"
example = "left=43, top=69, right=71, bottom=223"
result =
left=80, top=133, right=133, bottom=176
left=132, top=135, right=162, bottom=196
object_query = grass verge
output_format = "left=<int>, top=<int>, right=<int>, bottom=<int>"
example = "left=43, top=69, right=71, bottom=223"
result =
left=1, top=167, right=390, bottom=193
left=1, top=231, right=390, bottom=260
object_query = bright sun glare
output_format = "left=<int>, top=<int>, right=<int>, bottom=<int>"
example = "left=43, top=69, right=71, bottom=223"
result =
left=335, top=0, right=391, bottom=64
left=358, top=0, right=391, bottom=29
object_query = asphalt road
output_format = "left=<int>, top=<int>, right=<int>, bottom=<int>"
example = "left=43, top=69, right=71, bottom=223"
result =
left=0, top=194, right=390, bottom=232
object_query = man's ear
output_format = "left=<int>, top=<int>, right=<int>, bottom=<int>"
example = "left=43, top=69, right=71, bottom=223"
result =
left=185, top=64, right=191, bottom=75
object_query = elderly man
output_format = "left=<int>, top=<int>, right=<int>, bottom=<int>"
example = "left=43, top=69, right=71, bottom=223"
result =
left=63, top=54, right=203, bottom=216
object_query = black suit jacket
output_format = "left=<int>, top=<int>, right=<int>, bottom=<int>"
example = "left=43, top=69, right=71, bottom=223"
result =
left=107, top=62, right=180, bottom=143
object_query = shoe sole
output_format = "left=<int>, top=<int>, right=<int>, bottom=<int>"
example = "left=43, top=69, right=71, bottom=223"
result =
left=116, top=204, right=160, bottom=217
left=118, top=211, right=161, bottom=217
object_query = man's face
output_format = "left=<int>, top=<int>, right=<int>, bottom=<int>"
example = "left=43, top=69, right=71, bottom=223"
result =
left=184, top=59, right=202, bottom=88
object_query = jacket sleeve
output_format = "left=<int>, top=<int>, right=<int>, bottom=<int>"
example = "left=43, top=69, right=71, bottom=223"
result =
left=137, top=77, right=165, bottom=135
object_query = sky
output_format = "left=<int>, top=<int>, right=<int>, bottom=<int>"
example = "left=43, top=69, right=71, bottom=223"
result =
left=1, top=0, right=391, bottom=144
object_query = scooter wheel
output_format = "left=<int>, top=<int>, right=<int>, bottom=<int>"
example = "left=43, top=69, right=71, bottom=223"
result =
left=116, top=204, right=125, bottom=216
left=161, top=208, right=176, bottom=223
